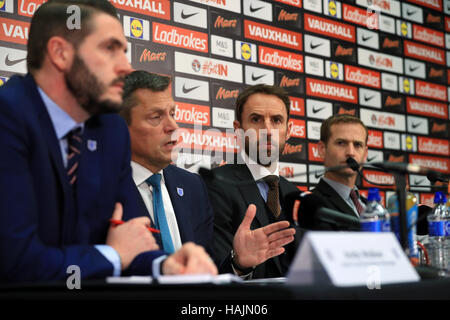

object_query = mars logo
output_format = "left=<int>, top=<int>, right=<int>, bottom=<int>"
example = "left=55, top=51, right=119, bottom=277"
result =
left=337, top=106, right=356, bottom=115
left=139, top=49, right=167, bottom=63
left=214, top=15, right=237, bottom=29
left=279, top=75, right=300, bottom=88
left=278, top=9, right=299, bottom=22
left=387, top=154, right=405, bottom=163
left=130, top=18, right=144, bottom=39
left=191, top=60, right=201, bottom=73
left=215, top=87, right=239, bottom=100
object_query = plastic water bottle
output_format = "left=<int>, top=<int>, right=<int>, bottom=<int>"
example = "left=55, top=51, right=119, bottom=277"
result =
left=360, top=188, right=391, bottom=232
left=427, top=192, right=450, bottom=274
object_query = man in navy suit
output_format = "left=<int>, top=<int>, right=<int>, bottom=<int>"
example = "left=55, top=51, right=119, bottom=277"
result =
left=121, top=71, right=294, bottom=276
left=0, top=0, right=216, bottom=284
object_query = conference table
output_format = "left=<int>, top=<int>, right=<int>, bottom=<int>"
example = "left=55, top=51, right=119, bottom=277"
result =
left=1, top=268, right=449, bottom=317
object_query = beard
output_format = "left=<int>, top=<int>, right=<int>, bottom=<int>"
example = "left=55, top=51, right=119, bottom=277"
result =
left=65, top=54, right=124, bottom=116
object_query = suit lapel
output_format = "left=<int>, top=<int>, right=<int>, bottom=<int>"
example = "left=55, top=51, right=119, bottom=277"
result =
left=30, top=75, right=75, bottom=243
left=75, top=118, right=101, bottom=241
left=163, top=165, right=193, bottom=243
left=233, top=165, right=270, bottom=229
left=318, top=179, right=359, bottom=218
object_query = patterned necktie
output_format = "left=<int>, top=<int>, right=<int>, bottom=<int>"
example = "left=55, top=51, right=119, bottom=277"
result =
left=350, top=189, right=364, bottom=215
left=66, top=127, right=82, bottom=187
left=146, top=174, right=175, bottom=254
left=263, top=175, right=281, bottom=218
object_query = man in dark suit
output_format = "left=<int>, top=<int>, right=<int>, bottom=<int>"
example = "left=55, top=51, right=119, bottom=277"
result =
left=0, top=0, right=215, bottom=284
left=120, top=71, right=215, bottom=257
left=204, top=84, right=299, bottom=279
left=298, top=114, right=369, bottom=231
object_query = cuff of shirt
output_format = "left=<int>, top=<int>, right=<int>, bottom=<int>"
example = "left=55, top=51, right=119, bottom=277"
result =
left=152, top=254, right=168, bottom=277
left=95, top=245, right=121, bottom=277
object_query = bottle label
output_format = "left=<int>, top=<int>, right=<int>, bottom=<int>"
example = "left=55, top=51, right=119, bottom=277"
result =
left=360, top=220, right=388, bottom=232
left=429, top=221, right=447, bottom=237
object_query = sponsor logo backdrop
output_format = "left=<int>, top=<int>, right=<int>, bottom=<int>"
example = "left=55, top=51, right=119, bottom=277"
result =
left=1, top=0, right=449, bottom=197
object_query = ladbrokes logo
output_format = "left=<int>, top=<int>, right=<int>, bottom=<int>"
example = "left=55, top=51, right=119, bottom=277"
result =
left=289, top=118, right=306, bottom=138
left=343, top=4, right=378, bottom=29
left=244, top=20, right=302, bottom=51
left=259, top=46, right=303, bottom=72
left=367, top=130, right=383, bottom=149
left=111, top=0, right=170, bottom=20
left=153, top=22, right=208, bottom=53
left=406, top=97, right=448, bottom=119
left=0, top=18, right=29, bottom=45
left=415, top=80, right=447, bottom=101
left=413, top=24, right=444, bottom=48
left=345, top=65, right=380, bottom=89
left=174, top=102, right=210, bottom=126
left=274, top=0, right=302, bottom=8
left=418, top=137, right=449, bottom=156
left=18, top=0, right=45, bottom=17
left=305, top=13, right=355, bottom=43
left=306, top=78, right=357, bottom=104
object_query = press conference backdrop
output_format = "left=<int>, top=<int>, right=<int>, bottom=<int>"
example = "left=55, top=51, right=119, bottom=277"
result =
left=1, top=0, right=449, bottom=205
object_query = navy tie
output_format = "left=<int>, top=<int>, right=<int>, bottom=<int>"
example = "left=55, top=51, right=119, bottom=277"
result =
left=146, top=174, right=175, bottom=254
left=66, top=127, right=82, bottom=187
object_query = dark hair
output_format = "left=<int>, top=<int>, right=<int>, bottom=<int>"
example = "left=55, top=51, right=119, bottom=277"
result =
left=120, top=70, right=172, bottom=125
left=235, top=84, right=290, bottom=123
left=27, top=0, right=118, bottom=73
left=320, top=114, right=368, bottom=145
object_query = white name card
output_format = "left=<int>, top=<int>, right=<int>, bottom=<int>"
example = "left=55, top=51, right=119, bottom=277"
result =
left=287, top=232, right=420, bottom=287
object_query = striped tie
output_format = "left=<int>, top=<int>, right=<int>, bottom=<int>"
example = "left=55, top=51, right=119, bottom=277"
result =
left=66, top=128, right=82, bottom=186
left=350, top=189, right=364, bottom=215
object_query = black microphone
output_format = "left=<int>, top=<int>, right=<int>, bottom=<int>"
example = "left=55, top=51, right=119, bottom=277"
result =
left=346, top=157, right=360, bottom=171
left=368, top=162, right=428, bottom=174
left=426, top=170, right=450, bottom=183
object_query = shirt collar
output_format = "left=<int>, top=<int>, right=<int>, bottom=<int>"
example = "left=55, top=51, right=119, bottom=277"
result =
left=37, top=87, right=84, bottom=139
left=131, top=161, right=165, bottom=186
left=322, top=177, right=359, bottom=200
left=241, top=150, right=279, bottom=182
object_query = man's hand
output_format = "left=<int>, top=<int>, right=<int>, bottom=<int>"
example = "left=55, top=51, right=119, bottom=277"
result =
left=162, top=242, right=218, bottom=275
left=106, top=203, right=159, bottom=270
left=233, top=204, right=296, bottom=270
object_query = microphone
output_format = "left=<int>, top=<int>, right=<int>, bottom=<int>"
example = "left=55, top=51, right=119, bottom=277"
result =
left=368, top=162, right=428, bottom=174
left=426, top=170, right=450, bottom=183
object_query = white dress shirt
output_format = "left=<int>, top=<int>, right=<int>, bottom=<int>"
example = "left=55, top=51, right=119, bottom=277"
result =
left=131, top=161, right=182, bottom=252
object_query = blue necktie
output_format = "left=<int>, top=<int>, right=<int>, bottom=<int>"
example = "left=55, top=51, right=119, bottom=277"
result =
left=146, top=174, right=175, bottom=254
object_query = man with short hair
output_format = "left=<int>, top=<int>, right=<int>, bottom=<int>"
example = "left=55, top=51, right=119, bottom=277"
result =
left=204, top=84, right=299, bottom=279
left=0, top=0, right=216, bottom=284
left=298, top=114, right=369, bottom=231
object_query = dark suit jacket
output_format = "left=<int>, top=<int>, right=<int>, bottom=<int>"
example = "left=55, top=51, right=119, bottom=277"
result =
left=204, top=163, right=300, bottom=279
left=298, top=179, right=366, bottom=231
left=0, top=74, right=164, bottom=284
left=139, top=164, right=214, bottom=257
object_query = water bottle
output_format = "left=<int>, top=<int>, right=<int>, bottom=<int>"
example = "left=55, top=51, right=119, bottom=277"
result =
left=360, top=188, right=390, bottom=232
left=387, top=191, right=419, bottom=262
left=427, top=192, right=450, bottom=274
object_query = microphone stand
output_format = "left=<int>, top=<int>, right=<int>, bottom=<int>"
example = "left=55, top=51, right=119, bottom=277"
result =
left=393, top=172, right=409, bottom=255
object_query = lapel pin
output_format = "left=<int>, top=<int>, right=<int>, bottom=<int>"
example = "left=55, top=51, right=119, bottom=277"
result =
left=177, top=187, right=184, bottom=197
left=87, top=140, right=97, bottom=152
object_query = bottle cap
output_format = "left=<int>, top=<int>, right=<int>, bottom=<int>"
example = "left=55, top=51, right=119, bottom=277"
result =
left=368, top=187, right=381, bottom=202
left=434, top=191, right=443, bottom=204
